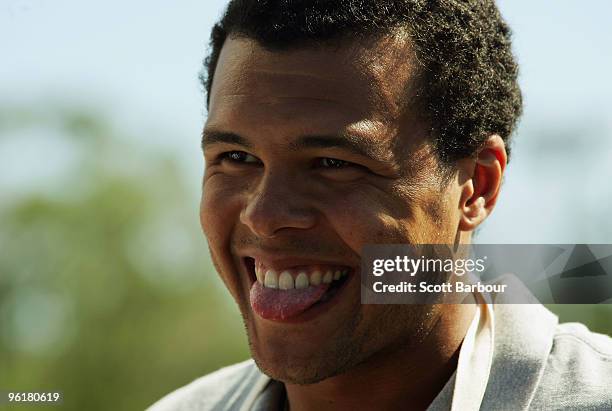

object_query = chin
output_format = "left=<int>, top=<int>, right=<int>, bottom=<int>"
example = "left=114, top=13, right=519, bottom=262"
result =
left=250, top=349, right=351, bottom=385
left=245, top=322, right=364, bottom=385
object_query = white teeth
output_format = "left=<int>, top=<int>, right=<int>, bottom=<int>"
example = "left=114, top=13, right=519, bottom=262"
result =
left=264, top=270, right=278, bottom=288
left=279, top=271, right=294, bottom=290
left=258, top=264, right=348, bottom=289
left=255, top=266, right=264, bottom=283
left=310, top=270, right=322, bottom=286
left=295, top=272, right=309, bottom=289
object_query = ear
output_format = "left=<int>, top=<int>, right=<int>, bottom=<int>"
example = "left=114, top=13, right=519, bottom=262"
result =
left=458, top=135, right=507, bottom=231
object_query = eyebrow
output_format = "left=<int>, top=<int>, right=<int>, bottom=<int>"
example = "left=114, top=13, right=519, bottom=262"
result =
left=201, top=130, right=252, bottom=149
left=202, top=129, right=388, bottom=163
left=288, top=134, right=386, bottom=162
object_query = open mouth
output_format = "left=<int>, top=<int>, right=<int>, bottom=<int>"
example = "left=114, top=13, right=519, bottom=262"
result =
left=243, top=257, right=353, bottom=322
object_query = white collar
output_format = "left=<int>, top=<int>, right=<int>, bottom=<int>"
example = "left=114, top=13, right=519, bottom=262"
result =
left=449, top=292, right=495, bottom=411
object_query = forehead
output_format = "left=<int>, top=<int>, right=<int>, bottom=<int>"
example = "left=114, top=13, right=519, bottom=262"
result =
left=207, top=35, right=416, bottom=130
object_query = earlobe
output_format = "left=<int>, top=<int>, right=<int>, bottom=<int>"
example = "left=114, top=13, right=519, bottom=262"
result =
left=459, top=195, right=487, bottom=231
left=458, top=135, right=507, bottom=232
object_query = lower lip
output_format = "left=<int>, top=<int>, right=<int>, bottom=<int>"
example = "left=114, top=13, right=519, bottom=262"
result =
left=248, top=271, right=354, bottom=324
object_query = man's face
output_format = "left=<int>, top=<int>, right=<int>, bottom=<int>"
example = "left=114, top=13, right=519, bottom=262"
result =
left=200, top=35, right=465, bottom=384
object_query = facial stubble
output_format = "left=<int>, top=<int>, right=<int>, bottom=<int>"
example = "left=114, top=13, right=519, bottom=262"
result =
left=242, top=300, right=439, bottom=385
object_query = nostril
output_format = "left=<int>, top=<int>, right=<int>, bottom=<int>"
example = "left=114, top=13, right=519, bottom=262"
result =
left=240, top=195, right=281, bottom=238
left=240, top=188, right=317, bottom=237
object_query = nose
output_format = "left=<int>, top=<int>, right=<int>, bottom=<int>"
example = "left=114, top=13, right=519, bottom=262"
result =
left=240, top=172, right=317, bottom=238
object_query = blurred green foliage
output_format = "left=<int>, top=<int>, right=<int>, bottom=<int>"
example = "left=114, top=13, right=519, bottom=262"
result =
left=0, top=106, right=249, bottom=410
left=0, top=105, right=610, bottom=410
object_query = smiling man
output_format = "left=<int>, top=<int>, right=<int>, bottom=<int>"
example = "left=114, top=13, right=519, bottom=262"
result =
left=149, top=1, right=612, bottom=410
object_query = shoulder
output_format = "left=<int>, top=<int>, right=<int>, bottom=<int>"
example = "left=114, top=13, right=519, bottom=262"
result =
left=147, top=359, right=266, bottom=411
left=532, top=321, right=612, bottom=410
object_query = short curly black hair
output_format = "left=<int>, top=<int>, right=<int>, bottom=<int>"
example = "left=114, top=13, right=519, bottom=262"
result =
left=201, top=0, right=522, bottom=166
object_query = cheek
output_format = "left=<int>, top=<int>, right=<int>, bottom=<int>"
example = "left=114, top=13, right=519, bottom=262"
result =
left=317, top=185, right=418, bottom=252
left=199, top=192, right=220, bottom=244
left=317, top=178, right=455, bottom=249
left=200, top=179, right=248, bottom=300
left=200, top=177, right=244, bottom=249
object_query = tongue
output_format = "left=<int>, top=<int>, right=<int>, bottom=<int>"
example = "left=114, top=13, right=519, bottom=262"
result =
left=249, top=281, right=331, bottom=320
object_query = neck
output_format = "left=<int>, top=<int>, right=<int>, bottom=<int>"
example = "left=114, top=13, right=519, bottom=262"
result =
left=285, top=303, right=476, bottom=411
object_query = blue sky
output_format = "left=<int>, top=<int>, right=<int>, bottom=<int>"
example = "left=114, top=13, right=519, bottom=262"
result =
left=1, top=0, right=611, bottom=243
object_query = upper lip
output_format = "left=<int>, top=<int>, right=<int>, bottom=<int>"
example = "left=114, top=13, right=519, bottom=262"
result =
left=237, top=249, right=357, bottom=273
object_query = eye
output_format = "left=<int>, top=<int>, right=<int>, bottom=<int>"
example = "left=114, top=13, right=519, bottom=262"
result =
left=318, top=157, right=352, bottom=169
left=219, top=150, right=260, bottom=164
left=314, top=157, right=368, bottom=181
